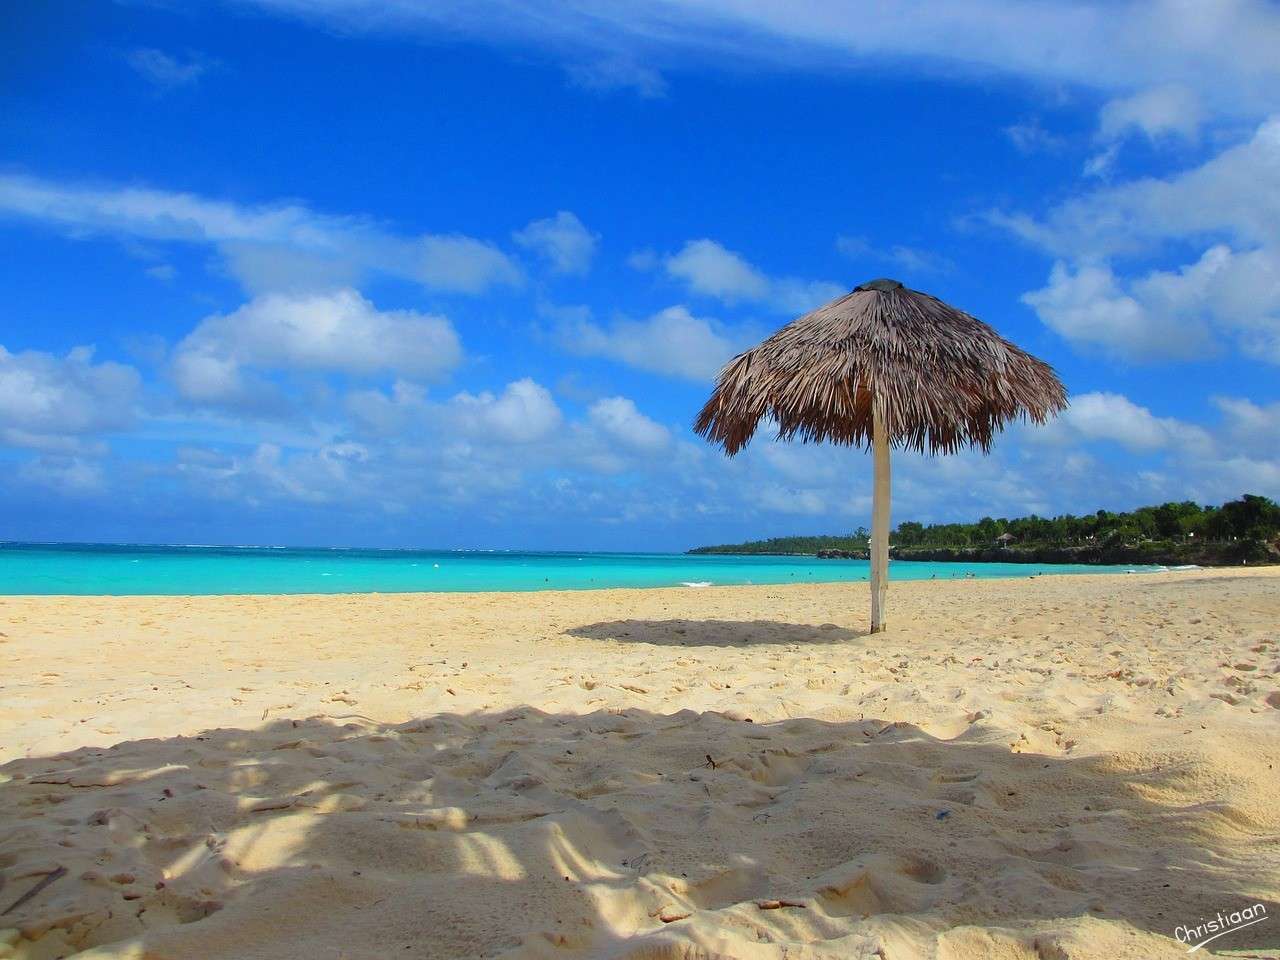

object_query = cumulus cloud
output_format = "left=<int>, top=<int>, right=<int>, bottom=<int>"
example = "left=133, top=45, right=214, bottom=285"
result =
left=1023, top=247, right=1280, bottom=363
left=252, top=377, right=684, bottom=510
left=176, top=441, right=373, bottom=506
left=416, top=235, right=524, bottom=293
left=513, top=211, right=600, bottom=275
left=344, top=380, right=427, bottom=436
left=0, top=345, right=140, bottom=451
left=171, top=289, right=462, bottom=408
left=1213, top=396, right=1280, bottom=449
left=1021, top=262, right=1209, bottom=361
left=587, top=396, right=670, bottom=453
left=664, top=239, right=769, bottom=301
left=321, top=383, right=1272, bottom=539
left=0, top=174, right=524, bottom=296
left=449, top=378, right=563, bottom=443
left=554, top=303, right=744, bottom=381
left=347, top=377, right=566, bottom=446
left=1049, top=391, right=1213, bottom=454
left=659, top=239, right=843, bottom=314
left=11, top=365, right=1277, bottom=544
left=1002, top=116, right=1280, bottom=364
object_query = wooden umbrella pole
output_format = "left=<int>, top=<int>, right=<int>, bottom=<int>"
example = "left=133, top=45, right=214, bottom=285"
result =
left=869, top=399, right=891, bottom=633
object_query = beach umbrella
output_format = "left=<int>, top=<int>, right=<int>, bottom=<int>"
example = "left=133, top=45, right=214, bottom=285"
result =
left=694, top=278, right=1067, bottom=633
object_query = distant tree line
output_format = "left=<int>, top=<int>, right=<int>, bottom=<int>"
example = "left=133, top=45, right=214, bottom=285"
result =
left=688, top=494, right=1280, bottom=557
left=688, top=533, right=872, bottom=556
left=891, top=494, right=1280, bottom=548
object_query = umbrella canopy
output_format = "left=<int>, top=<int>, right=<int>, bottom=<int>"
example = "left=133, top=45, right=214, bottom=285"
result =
left=694, top=278, right=1067, bottom=632
left=695, top=278, right=1066, bottom=456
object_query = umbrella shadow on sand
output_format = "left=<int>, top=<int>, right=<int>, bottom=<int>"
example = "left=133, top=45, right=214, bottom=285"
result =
left=1, top=707, right=1275, bottom=959
left=565, top=619, right=864, bottom=648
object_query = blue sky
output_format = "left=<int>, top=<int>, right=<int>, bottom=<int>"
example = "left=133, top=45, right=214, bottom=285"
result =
left=2, top=1, right=1279, bottom=550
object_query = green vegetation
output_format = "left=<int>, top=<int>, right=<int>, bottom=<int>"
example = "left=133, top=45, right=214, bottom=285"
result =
left=688, top=494, right=1280, bottom=565
left=688, top=532, right=871, bottom=556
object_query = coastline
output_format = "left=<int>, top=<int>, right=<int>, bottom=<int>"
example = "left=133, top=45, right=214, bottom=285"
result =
left=0, top=543, right=1167, bottom=596
left=689, top=545, right=1278, bottom=567
left=2, top=569, right=1277, bottom=958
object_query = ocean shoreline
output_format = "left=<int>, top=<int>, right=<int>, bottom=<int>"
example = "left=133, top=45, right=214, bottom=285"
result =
left=0, top=563, right=1192, bottom=600
left=0, top=563, right=1261, bottom=603
left=0, top=542, right=1171, bottom=596
left=690, top=546, right=1277, bottom=567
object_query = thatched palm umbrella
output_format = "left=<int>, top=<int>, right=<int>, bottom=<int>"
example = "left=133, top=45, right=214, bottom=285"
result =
left=694, top=278, right=1067, bottom=633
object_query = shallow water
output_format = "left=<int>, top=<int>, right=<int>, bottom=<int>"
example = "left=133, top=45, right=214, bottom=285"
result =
left=0, top=542, right=1161, bottom=595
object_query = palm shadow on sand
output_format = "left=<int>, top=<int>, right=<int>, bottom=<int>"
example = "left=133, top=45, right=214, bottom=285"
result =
left=566, top=618, right=865, bottom=647
left=1, top=707, right=1275, bottom=959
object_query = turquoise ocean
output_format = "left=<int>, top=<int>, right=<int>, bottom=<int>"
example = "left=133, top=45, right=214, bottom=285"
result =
left=0, top=542, right=1160, bottom=596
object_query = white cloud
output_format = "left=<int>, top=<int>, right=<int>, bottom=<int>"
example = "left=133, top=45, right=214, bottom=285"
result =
left=13, top=363, right=1277, bottom=541
left=171, top=289, right=462, bottom=407
left=341, top=373, right=689, bottom=495
left=1098, top=85, right=1204, bottom=143
left=513, top=211, right=600, bottom=275
left=587, top=396, right=670, bottom=453
left=660, top=239, right=843, bottom=314
left=347, top=377, right=567, bottom=447
left=754, top=483, right=830, bottom=516
left=555, top=303, right=744, bottom=381
left=1086, top=86, right=1204, bottom=179
left=1213, top=396, right=1280, bottom=449
left=0, top=174, right=524, bottom=296
left=1185, top=456, right=1280, bottom=503
left=416, top=235, right=524, bottom=293
left=296, top=378, right=685, bottom=507
left=0, top=345, right=140, bottom=451
left=996, top=116, right=1280, bottom=259
left=1023, top=246, right=1280, bottom=364
left=1021, top=261, right=1209, bottom=361
left=449, top=378, right=562, bottom=443
left=1003, top=116, right=1280, bottom=364
left=1043, top=391, right=1213, bottom=455
left=664, top=238, right=769, bottom=301
left=344, top=379, right=427, bottom=435
left=236, top=0, right=1280, bottom=119
left=753, top=440, right=842, bottom=486
left=176, top=441, right=373, bottom=506
left=126, top=48, right=212, bottom=89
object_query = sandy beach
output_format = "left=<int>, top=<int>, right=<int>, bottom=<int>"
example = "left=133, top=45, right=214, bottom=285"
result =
left=2, top=569, right=1278, bottom=959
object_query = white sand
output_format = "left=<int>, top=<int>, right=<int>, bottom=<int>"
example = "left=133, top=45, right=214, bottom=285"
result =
left=1, top=569, right=1277, bottom=959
